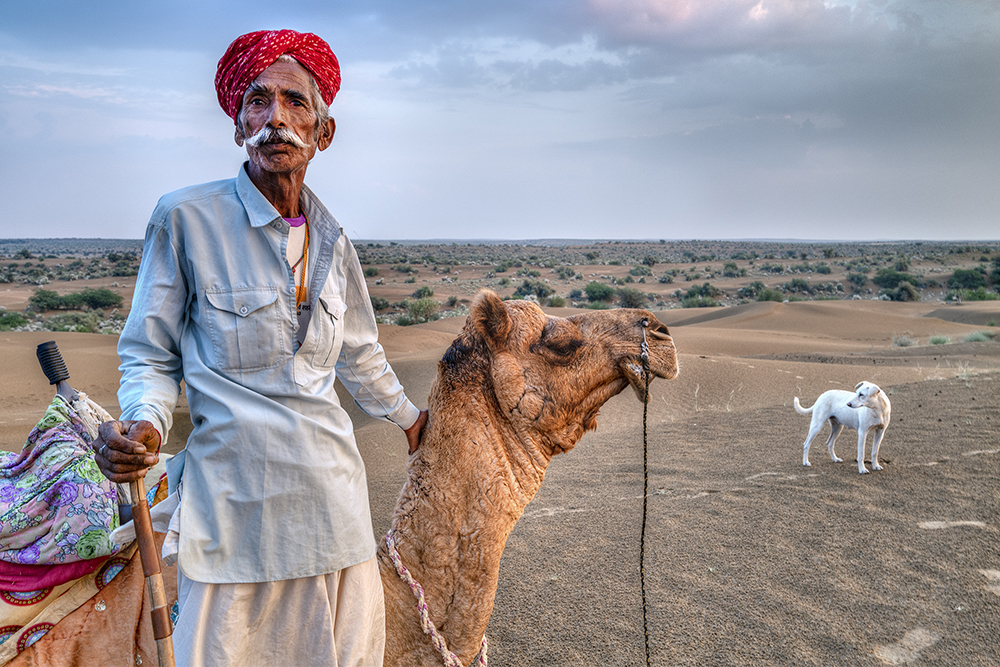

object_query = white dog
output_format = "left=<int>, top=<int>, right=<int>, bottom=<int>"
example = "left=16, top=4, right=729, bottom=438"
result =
left=794, top=381, right=892, bottom=474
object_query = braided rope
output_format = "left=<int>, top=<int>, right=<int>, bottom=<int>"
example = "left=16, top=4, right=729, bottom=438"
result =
left=385, top=531, right=488, bottom=667
left=640, top=320, right=652, bottom=667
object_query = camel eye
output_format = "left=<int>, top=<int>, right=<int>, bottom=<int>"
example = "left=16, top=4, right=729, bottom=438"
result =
left=547, top=339, right=582, bottom=357
left=538, top=322, right=583, bottom=358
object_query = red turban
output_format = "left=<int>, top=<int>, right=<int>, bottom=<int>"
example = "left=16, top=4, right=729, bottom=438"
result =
left=215, top=29, right=341, bottom=121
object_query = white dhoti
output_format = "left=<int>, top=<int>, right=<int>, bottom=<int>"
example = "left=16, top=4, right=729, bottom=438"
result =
left=173, top=558, right=385, bottom=667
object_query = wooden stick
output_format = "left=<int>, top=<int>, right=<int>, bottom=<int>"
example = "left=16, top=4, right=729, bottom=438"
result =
left=130, top=477, right=176, bottom=667
left=38, top=342, right=176, bottom=666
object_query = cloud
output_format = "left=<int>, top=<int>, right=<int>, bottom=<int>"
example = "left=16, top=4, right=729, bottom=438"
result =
left=1, top=0, right=998, bottom=240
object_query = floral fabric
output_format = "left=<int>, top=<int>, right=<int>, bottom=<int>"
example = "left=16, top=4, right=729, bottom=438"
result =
left=0, top=396, right=120, bottom=565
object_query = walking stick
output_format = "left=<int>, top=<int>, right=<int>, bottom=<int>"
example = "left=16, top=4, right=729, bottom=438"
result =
left=37, top=341, right=177, bottom=667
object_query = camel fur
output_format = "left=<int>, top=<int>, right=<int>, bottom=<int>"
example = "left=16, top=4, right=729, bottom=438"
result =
left=377, top=290, right=679, bottom=666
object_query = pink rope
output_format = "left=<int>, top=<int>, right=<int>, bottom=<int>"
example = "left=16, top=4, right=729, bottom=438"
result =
left=385, top=531, right=488, bottom=667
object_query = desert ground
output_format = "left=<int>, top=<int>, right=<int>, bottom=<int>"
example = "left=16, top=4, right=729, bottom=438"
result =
left=1, top=293, right=998, bottom=666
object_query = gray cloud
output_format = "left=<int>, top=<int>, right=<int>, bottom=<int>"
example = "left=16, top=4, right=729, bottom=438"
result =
left=1, top=0, right=998, bottom=240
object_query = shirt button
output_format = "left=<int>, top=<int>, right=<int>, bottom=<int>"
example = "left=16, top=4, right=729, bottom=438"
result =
left=239, top=306, right=249, bottom=315
left=288, top=287, right=296, bottom=295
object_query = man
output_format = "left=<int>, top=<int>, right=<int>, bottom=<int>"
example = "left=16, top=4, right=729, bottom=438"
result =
left=94, top=29, right=426, bottom=666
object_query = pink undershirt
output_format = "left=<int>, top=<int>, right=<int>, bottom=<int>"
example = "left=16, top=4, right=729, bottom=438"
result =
left=284, top=215, right=310, bottom=348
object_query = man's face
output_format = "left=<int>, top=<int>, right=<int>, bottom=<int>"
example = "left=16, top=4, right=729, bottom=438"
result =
left=235, top=59, right=334, bottom=175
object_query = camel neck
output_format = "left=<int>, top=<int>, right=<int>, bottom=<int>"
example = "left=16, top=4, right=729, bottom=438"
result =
left=384, top=405, right=552, bottom=663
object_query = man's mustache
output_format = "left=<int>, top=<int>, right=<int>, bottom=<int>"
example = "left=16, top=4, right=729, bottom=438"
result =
left=244, top=125, right=308, bottom=149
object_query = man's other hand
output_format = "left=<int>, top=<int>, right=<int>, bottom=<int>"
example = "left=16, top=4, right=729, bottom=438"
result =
left=404, top=410, right=428, bottom=455
left=94, top=420, right=162, bottom=483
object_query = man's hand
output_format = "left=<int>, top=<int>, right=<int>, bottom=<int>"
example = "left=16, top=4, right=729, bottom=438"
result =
left=94, top=420, right=162, bottom=483
left=403, top=410, right=428, bottom=455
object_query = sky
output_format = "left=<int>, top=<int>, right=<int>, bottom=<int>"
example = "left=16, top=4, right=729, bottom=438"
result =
left=1, top=0, right=998, bottom=242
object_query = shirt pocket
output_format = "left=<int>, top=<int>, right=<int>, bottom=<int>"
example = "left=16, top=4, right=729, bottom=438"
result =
left=204, top=287, right=283, bottom=372
left=312, top=295, right=346, bottom=369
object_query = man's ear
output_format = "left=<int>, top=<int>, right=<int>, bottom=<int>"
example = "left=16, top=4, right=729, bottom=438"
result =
left=317, top=117, right=336, bottom=151
left=234, top=124, right=245, bottom=147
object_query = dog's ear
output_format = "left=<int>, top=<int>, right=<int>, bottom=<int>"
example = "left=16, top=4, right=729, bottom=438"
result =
left=854, top=381, right=864, bottom=391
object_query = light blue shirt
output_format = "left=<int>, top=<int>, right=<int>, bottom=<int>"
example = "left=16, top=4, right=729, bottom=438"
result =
left=117, top=163, right=419, bottom=583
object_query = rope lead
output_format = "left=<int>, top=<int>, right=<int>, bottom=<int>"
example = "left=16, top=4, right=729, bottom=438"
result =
left=640, top=320, right=651, bottom=667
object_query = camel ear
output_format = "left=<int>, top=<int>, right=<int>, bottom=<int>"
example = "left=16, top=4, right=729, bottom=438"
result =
left=471, top=290, right=512, bottom=351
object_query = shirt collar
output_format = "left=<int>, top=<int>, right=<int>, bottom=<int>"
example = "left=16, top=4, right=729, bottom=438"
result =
left=235, top=161, right=342, bottom=243
left=236, top=162, right=284, bottom=229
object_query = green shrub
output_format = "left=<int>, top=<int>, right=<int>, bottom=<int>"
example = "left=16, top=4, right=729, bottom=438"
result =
left=0, top=311, right=28, bottom=331
left=963, top=330, right=996, bottom=343
left=757, top=288, right=785, bottom=302
left=722, top=262, right=745, bottom=278
left=364, top=267, right=379, bottom=277
left=547, top=296, right=566, bottom=308
left=584, top=281, right=615, bottom=302
left=370, top=296, right=390, bottom=312
left=893, top=335, right=916, bottom=347
left=617, top=287, right=649, bottom=309
left=682, top=296, right=718, bottom=308
left=29, top=289, right=63, bottom=311
left=929, top=335, right=950, bottom=345
left=873, top=269, right=919, bottom=289
left=882, top=281, right=920, bottom=302
left=79, top=288, right=123, bottom=309
left=783, top=278, right=813, bottom=295
left=949, top=268, right=986, bottom=290
left=686, top=282, right=722, bottom=299
left=29, top=287, right=123, bottom=312
left=404, top=297, right=438, bottom=323
left=411, top=285, right=434, bottom=299
left=847, top=272, right=868, bottom=289
left=41, top=312, right=104, bottom=333
left=513, top=280, right=553, bottom=299
left=948, top=287, right=999, bottom=301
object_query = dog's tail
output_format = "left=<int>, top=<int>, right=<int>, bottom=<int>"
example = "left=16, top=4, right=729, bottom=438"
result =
left=793, top=397, right=813, bottom=415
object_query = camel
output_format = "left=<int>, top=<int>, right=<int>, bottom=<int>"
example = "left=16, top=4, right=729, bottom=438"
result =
left=377, top=290, right=679, bottom=666
left=3, top=290, right=677, bottom=666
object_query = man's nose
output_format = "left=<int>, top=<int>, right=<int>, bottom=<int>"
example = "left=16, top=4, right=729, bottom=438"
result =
left=265, top=101, right=288, bottom=127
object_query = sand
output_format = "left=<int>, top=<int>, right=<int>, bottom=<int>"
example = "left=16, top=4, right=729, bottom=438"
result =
left=2, top=299, right=999, bottom=666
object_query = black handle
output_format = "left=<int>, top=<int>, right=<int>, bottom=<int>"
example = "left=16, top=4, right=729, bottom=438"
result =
left=36, top=341, right=71, bottom=385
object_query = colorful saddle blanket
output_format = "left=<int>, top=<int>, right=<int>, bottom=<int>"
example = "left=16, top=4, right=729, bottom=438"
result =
left=0, top=395, right=121, bottom=567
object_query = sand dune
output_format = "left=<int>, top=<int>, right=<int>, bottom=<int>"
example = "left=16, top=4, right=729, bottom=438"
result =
left=2, top=300, right=998, bottom=665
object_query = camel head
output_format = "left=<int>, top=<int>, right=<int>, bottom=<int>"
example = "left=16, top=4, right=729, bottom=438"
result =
left=437, top=290, right=678, bottom=455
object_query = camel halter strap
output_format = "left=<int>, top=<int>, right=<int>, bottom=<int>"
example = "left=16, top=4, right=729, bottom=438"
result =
left=639, top=319, right=652, bottom=667
left=385, top=531, right=488, bottom=667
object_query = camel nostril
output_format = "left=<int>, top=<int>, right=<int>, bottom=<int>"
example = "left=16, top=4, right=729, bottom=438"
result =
left=648, top=322, right=670, bottom=338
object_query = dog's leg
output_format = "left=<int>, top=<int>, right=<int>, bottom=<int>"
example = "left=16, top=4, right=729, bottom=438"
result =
left=826, top=420, right=845, bottom=463
left=870, top=428, right=885, bottom=471
left=802, top=420, right=824, bottom=466
left=857, top=428, right=870, bottom=474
